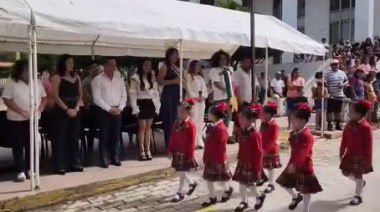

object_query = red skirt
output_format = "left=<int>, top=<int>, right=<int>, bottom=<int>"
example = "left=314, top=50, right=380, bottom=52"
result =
left=233, top=162, right=267, bottom=186
left=276, top=168, right=323, bottom=194
left=171, top=152, right=198, bottom=172
left=339, top=156, right=373, bottom=178
left=263, top=154, right=282, bottom=170
left=203, top=162, right=232, bottom=182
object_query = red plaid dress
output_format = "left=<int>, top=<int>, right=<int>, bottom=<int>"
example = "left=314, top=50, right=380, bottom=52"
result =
left=260, top=120, right=282, bottom=170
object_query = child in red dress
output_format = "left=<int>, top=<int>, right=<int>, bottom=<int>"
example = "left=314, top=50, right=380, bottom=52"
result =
left=202, top=101, right=233, bottom=207
left=260, top=101, right=282, bottom=193
left=233, top=103, right=266, bottom=212
left=276, top=103, right=322, bottom=212
left=168, top=98, right=199, bottom=202
left=339, top=100, right=373, bottom=206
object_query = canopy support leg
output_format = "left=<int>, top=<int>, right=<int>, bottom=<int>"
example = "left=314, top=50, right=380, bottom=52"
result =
left=321, top=56, right=326, bottom=138
left=27, top=26, right=35, bottom=191
left=264, top=47, right=269, bottom=105
left=178, top=39, right=183, bottom=102
left=32, top=26, right=40, bottom=189
left=91, top=35, right=100, bottom=60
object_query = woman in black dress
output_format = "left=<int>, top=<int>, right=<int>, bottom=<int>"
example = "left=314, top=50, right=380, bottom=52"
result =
left=50, top=54, right=83, bottom=175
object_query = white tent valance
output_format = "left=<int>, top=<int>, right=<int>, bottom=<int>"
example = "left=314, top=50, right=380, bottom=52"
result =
left=0, top=0, right=326, bottom=59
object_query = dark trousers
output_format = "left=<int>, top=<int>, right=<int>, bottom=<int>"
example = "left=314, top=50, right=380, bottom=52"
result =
left=161, top=87, right=180, bottom=148
left=51, top=107, right=82, bottom=170
left=97, top=109, right=122, bottom=161
left=82, top=105, right=98, bottom=152
left=9, top=120, right=30, bottom=173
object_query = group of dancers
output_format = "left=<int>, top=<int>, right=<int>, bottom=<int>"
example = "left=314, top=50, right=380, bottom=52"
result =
left=167, top=98, right=373, bottom=212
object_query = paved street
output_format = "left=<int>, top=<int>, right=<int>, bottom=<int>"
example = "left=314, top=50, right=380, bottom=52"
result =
left=43, top=130, right=380, bottom=212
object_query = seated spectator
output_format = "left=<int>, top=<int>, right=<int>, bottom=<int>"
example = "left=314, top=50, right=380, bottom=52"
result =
left=372, top=72, right=380, bottom=122
left=359, top=57, right=372, bottom=74
left=349, top=69, right=365, bottom=101
left=1, top=59, right=47, bottom=181
left=364, top=72, right=377, bottom=124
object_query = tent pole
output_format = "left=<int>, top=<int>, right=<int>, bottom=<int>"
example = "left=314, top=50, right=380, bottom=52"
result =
left=250, top=0, right=256, bottom=103
left=32, top=26, right=40, bottom=189
left=91, top=35, right=100, bottom=60
left=264, top=47, right=269, bottom=105
left=27, top=26, right=35, bottom=191
left=321, top=55, right=326, bottom=138
left=179, top=39, right=183, bottom=102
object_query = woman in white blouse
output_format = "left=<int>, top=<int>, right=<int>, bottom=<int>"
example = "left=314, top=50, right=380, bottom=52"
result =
left=2, top=59, right=47, bottom=181
left=185, top=60, right=208, bottom=149
left=129, top=58, right=160, bottom=161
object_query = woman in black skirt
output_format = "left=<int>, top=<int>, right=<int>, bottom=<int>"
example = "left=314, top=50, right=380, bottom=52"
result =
left=129, top=58, right=160, bottom=161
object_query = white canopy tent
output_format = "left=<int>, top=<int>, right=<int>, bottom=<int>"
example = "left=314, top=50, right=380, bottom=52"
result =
left=0, top=0, right=327, bottom=191
left=0, top=0, right=326, bottom=58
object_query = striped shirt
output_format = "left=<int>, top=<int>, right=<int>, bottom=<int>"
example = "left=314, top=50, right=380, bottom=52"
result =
left=325, top=70, right=347, bottom=97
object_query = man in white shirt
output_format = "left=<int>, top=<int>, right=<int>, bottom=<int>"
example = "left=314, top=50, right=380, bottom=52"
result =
left=232, top=57, right=259, bottom=106
left=271, top=72, right=285, bottom=98
left=92, top=58, right=127, bottom=168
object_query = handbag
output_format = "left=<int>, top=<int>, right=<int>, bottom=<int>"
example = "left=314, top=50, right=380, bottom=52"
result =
left=145, top=80, right=161, bottom=115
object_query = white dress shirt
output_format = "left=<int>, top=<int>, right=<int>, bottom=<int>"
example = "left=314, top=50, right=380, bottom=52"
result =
left=185, top=73, right=208, bottom=99
left=270, top=78, right=285, bottom=94
left=1, top=79, right=46, bottom=121
left=92, top=73, right=127, bottom=112
left=128, top=73, right=160, bottom=115
left=209, top=67, right=228, bottom=101
left=232, top=69, right=259, bottom=103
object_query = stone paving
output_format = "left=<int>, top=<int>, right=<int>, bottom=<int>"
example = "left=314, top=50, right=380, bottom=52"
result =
left=42, top=130, right=380, bottom=212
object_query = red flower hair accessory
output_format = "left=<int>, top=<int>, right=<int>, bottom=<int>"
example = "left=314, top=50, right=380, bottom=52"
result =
left=217, top=101, right=229, bottom=114
left=297, top=103, right=312, bottom=112
left=357, top=99, right=372, bottom=110
left=181, top=98, right=196, bottom=111
left=184, top=98, right=195, bottom=106
left=248, top=103, right=263, bottom=116
left=266, top=101, right=278, bottom=111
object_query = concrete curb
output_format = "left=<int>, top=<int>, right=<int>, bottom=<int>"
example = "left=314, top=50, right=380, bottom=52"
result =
left=0, top=167, right=175, bottom=212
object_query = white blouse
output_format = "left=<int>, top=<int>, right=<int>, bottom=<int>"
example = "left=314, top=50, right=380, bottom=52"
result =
left=129, top=72, right=160, bottom=115
left=185, top=73, right=208, bottom=99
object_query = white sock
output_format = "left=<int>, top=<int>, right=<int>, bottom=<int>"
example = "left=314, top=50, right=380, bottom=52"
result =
left=355, top=179, right=364, bottom=197
left=177, top=172, right=186, bottom=194
left=251, top=184, right=261, bottom=197
left=348, top=175, right=356, bottom=182
left=221, top=181, right=231, bottom=191
left=239, top=183, right=248, bottom=203
left=268, top=169, right=275, bottom=185
left=303, top=194, right=311, bottom=212
left=207, top=181, right=216, bottom=198
left=284, top=188, right=298, bottom=198
left=183, top=172, right=194, bottom=185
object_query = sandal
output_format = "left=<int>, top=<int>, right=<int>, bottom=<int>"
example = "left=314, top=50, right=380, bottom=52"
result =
left=187, top=182, right=198, bottom=195
left=288, top=193, right=303, bottom=210
left=145, top=150, right=153, bottom=160
left=221, top=187, right=234, bottom=202
left=171, top=192, right=185, bottom=203
left=201, top=197, right=217, bottom=207
left=139, top=151, right=147, bottom=161
left=234, top=202, right=248, bottom=212
left=349, top=196, right=362, bottom=206
left=264, top=184, right=275, bottom=194
left=254, top=193, right=266, bottom=210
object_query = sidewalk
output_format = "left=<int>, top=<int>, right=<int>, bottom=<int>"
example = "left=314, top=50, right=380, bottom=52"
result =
left=0, top=117, right=339, bottom=211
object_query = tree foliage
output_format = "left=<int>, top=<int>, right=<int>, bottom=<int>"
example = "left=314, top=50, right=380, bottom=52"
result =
left=215, top=0, right=249, bottom=12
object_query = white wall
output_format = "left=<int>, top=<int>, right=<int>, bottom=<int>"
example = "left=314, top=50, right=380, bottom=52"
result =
left=305, top=0, right=330, bottom=42
left=354, top=0, right=374, bottom=42
left=253, top=0, right=273, bottom=15
left=282, top=0, right=298, bottom=63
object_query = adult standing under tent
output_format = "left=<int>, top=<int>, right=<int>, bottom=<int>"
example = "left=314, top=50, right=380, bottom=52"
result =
left=325, top=59, right=348, bottom=131
left=92, top=57, right=127, bottom=168
left=157, top=48, right=182, bottom=149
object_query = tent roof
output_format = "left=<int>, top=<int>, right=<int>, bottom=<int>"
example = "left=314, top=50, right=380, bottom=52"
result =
left=0, top=0, right=326, bottom=58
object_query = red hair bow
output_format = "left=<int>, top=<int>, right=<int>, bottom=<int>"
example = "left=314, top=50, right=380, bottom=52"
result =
left=297, top=103, right=311, bottom=112
left=248, top=103, right=263, bottom=115
left=357, top=99, right=372, bottom=110
left=266, top=101, right=278, bottom=111
left=217, top=102, right=229, bottom=113
left=184, top=98, right=195, bottom=106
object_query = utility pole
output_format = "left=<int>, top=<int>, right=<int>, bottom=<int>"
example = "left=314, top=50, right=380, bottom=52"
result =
left=250, top=0, right=256, bottom=103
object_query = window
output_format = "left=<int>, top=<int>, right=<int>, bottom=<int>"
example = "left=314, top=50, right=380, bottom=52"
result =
left=200, top=0, right=215, bottom=5
left=341, top=0, right=351, bottom=9
left=297, top=0, right=306, bottom=19
left=329, top=0, right=355, bottom=44
left=273, top=0, right=282, bottom=20
left=330, top=0, right=340, bottom=11
left=330, top=22, right=340, bottom=44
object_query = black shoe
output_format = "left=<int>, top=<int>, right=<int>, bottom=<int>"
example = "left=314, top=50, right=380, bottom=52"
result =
left=171, top=193, right=185, bottom=203
left=227, top=136, right=236, bottom=144
left=349, top=196, right=363, bottom=206
left=70, top=166, right=83, bottom=172
left=264, top=184, right=275, bottom=194
left=202, top=197, right=217, bottom=207
left=221, top=187, right=234, bottom=202
left=187, top=182, right=198, bottom=195
left=100, top=160, right=109, bottom=169
left=235, top=202, right=248, bottom=212
left=254, top=193, right=266, bottom=210
left=54, top=169, right=66, bottom=175
left=327, top=123, right=333, bottom=131
left=335, top=122, right=342, bottom=131
left=288, top=193, right=303, bottom=210
left=111, top=159, right=122, bottom=167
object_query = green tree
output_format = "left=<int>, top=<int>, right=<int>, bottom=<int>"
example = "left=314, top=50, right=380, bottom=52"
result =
left=215, top=0, right=249, bottom=12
